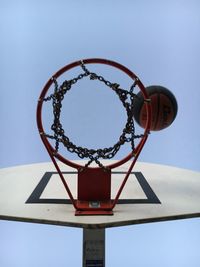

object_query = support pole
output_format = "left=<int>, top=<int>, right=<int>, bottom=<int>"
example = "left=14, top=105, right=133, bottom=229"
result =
left=83, top=228, right=105, bottom=267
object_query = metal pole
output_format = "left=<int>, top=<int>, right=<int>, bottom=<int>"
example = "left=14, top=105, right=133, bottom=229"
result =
left=83, top=228, right=105, bottom=267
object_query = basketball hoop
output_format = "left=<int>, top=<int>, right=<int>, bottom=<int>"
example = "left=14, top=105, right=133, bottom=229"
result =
left=37, top=58, right=151, bottom=215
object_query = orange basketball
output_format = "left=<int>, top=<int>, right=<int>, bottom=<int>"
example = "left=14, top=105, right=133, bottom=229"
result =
left=133, top=86, right=178, bottom=131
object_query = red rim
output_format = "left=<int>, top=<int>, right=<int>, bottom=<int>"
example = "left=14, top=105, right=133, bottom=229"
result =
left=37, top=58, right=151, bottom=170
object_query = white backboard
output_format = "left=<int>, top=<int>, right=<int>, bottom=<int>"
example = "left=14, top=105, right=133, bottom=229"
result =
left=0, top=161, right=200, bottom=228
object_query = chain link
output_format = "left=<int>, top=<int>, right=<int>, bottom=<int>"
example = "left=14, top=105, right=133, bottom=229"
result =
left=42, top=61, right=146, bottom=168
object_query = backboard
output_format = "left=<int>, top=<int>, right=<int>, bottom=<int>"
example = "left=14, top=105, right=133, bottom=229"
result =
left=0, top=160, right=200, bottom=229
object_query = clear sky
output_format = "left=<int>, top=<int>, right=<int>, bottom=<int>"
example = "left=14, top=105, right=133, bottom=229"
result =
left=0, top=1, right=200, bottom=266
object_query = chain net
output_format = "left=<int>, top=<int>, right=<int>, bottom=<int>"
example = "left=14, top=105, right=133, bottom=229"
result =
left=42, top=61, right=145, bottom=168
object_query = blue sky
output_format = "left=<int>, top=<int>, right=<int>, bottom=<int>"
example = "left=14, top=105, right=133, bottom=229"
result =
left=0, top=1, right=200, bottom=266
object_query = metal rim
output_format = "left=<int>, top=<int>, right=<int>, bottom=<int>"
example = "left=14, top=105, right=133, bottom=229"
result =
left=37, top=58, right=151, bottom=170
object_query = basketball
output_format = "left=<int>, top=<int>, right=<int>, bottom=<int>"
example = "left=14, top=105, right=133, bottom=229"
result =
left=133, top=85, right=178, bottom=131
